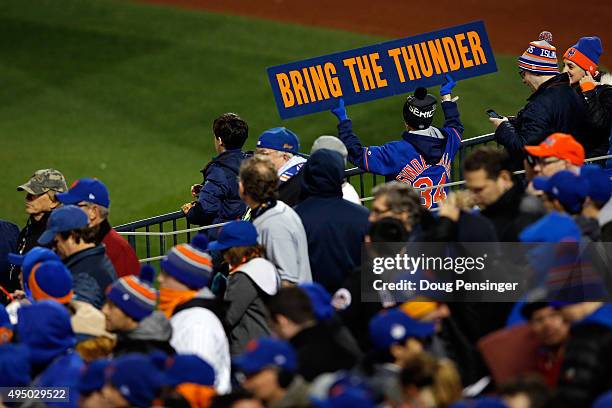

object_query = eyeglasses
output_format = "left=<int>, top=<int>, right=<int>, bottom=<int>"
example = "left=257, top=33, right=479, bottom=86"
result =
left=535, top=157, right=561, bottom=167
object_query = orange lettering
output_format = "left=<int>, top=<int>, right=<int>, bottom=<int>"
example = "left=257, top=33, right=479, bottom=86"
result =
left=415, top=42, right=434, bottom=77
left=401, top=45, right=421, bottom=80
left=276, top=73, right=294, bottom=108
left=427, top=39, right=449, bottom=74
left=388, top=48, right=406, bottom=82
left=455, top=33, right=474, bottom=68
left=370, top=52, right=388, bottom=88
left=467, top=31, right=487, bottom=65
left=308, top=65, right=329, bottom=100
left=356, top=55, right=375, bottom=91
left=442, top=37, right=461, bottom=71
left=343, top=58, right=361, bottom=93
left=301, top=68, right=316, bottom=102
left=289, top=70, right=309, bottom=105
left=325, top=63, right=343, bottom=97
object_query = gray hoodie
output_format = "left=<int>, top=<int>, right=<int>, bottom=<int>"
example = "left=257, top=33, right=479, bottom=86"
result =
left=224, top=258, right=280, bottom=356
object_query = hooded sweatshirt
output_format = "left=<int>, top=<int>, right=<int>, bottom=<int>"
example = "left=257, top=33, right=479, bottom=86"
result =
left=295, top=150, right=370, bottom=293
left=114, top=311, right=175, bottom=356
left=224, top=257, right=280, bottom=356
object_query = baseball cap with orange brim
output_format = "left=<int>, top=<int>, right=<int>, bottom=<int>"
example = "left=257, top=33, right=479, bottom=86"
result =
left=524, top=133, right=585, bottom=167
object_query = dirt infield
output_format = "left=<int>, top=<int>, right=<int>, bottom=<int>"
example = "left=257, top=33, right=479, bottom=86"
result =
left=140, top=0, right=611, bottom=66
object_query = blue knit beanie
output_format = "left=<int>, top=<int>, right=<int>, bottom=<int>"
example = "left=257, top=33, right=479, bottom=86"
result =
left=564, top=36, right=602, bottom=75
left=161, top=234, right=213, bottom=289
left=106, top=265, right=158, bottom=321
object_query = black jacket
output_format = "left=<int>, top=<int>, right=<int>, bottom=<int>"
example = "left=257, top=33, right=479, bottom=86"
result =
left=290, top=322, right=359, bottom=381
left=64, top=245, right=117, bottom=309
left=480, top=182, right=544, bottom=242
left=279, top=168, right=305, bottom=207
left=579, top=73, right=612, bottom=159
left=495, top=73, right=585, bottom=168
left=549, top=304, right=612, bottom=408
left=186, top=149, right=248, bottom=237
left=0, top=220, right=19, bottom=304
left=294, top=150, right=370, bottom=293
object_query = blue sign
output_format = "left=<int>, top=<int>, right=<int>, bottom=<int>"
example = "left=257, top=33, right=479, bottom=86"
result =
left=267, top=21, right=497, bottom=119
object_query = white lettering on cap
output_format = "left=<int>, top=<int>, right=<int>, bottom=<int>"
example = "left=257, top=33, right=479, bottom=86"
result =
left=408, top=105, right=435, bottom=118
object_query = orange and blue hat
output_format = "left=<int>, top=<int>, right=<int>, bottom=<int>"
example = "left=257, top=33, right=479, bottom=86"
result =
left=161, top=234, right=213, bottom=289
left=106, top=265, right=157, bottom=321
left=28, top=260, right=74, bottom=304
left=564, top=36, right=602, bottom=76
left=518, top=31, right=559, bottom=75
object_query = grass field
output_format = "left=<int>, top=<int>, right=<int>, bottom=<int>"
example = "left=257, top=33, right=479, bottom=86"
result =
left=0, top=0, right=531, bottom=227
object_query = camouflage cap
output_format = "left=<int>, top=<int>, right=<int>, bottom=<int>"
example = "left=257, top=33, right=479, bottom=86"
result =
left=17, top=169, right=68, bottom=195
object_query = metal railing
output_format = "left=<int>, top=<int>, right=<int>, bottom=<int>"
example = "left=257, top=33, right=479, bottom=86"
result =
left=115, top=132, right=500, bottom=261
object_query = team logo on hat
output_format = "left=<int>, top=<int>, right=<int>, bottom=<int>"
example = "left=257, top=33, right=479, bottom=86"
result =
left=282, top=143, right=294, bottom=149
left=390, top=324, right=406, bottom=340
left=567, top=48, right=576, bottom=58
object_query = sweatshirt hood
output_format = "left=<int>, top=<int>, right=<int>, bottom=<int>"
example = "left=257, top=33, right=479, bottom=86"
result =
left=128, top=311, right=173, bottom=342
left=402, top=128, right=447, bottom=164
left=301, top=149, right=344, bottom=198
left=238, top=258, right=280, bottom=296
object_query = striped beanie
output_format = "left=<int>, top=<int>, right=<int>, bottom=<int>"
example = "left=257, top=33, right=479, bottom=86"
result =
left=106, top=265, right=157, bottom=321
left=29, top=261, right=74, bottom=304
left=518, top=31, right=560, bottom=75
left=161, top=234, right=213, bottom=289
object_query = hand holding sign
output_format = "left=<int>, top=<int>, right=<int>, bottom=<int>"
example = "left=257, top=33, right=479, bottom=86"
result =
left=439, top=74, right=457, bottom=96
left=331, top=98, right=348, bottom=122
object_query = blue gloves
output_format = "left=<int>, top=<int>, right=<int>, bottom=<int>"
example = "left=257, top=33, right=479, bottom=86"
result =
left=440, top=74, right=457, bottom=96
left=331, top=98, right=348, bottom=122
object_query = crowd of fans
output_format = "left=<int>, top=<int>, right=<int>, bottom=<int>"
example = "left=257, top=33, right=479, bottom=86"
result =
left=1, top=32, right=612, bottom=408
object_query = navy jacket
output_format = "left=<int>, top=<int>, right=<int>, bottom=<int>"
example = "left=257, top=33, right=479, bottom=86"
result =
left=294, top=150, right=370, bottom=293
left=495, top=73, right=585, bottom=167
left=64, top=245, right=117, bottom=309
left=187, top=149, right=248, bottom=236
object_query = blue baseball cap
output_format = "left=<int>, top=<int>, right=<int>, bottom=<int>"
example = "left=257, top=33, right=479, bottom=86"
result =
left=257, top=127, right=300, bottom=154
left=164, top=354, right=215, bottom=387
left=78, top=359, right=111, bottom=394
left=580, top=164, right=612, bottom=203
left=208, top=221, right=258, bottom=251
left=38, top=205, right=89, bottom=245
left=369, top=308, right=435, bottom=350
left=532, top=170, right=588, bottom=214
left=519, top=212, right=581, bottom=243
left=107, top=354, right=167, bottom=408
left=233, top=337, right=297, bottom=375
left=57, top=178, right=110, bottom=208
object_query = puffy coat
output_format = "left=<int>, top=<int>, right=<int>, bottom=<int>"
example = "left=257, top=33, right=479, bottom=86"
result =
left=496, top=73, right=586, bottom=168
left=187, top=149, right=248, bottom=237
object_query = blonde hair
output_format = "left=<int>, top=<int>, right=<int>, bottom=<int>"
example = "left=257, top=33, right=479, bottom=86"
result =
left=75, top=336, right=116, bottom=362
left=401, top=353, right=462, bottom=408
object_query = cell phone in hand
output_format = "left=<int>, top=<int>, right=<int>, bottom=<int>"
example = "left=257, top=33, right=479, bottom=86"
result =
left=486, top=109, right=504, bottom=119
